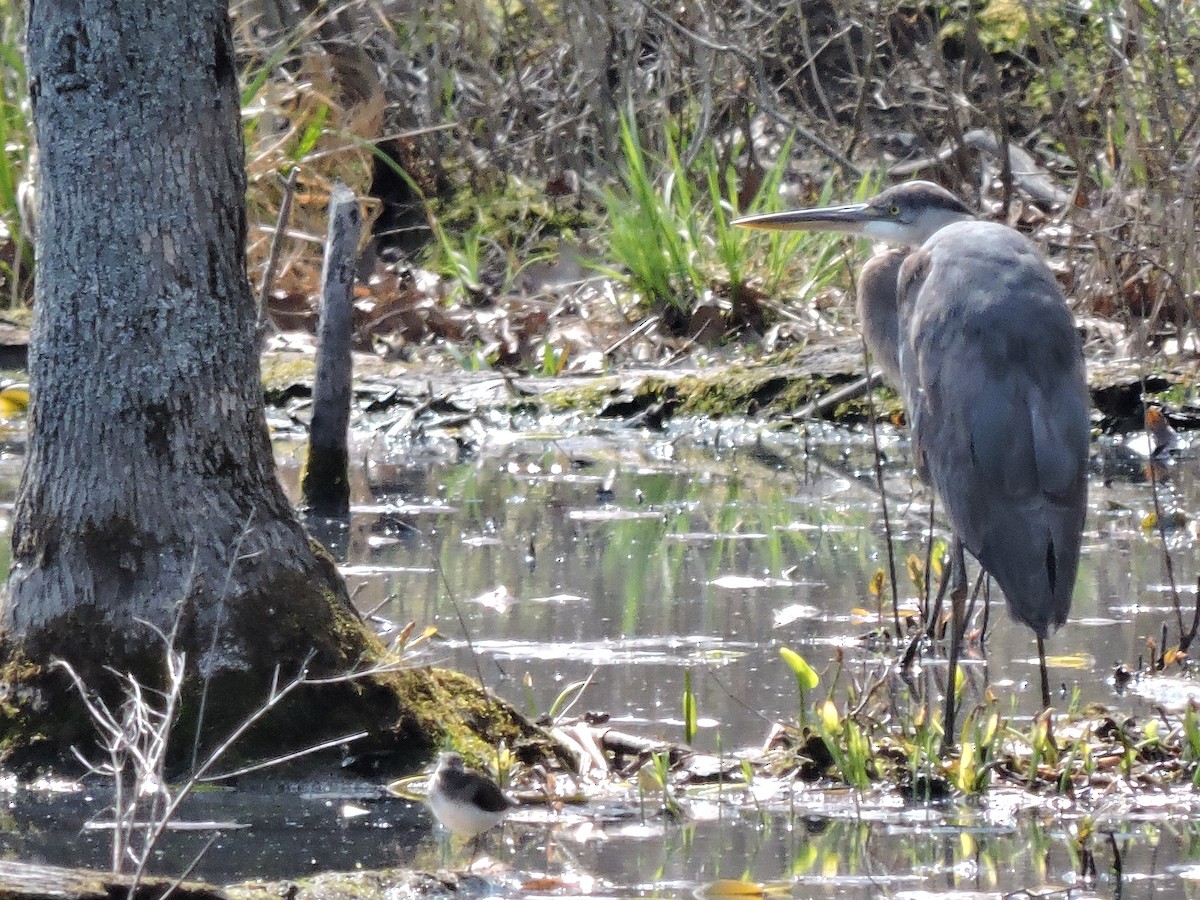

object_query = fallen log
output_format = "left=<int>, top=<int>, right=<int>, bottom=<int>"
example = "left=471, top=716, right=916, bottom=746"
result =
left=0, top=859, right=227, bottom=900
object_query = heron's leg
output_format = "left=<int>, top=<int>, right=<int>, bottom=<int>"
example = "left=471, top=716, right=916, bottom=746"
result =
left=1037, top=635, right=1051, bottom=708
left=921, top=497, right=937, bottom=627
left=978, top=578, right=992, bottom=647
left=961, top=570, right=986, bottom=643
left=941, top=538, right=968, bottom=752
left=924, top=570, right=947, bottom=640
left=924, top=541, right=955, bottom=641
left=899, top=623, right=924, bottom=674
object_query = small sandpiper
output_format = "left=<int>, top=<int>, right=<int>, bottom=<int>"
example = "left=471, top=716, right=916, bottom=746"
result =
left=426, top=751, right=513, bottom=840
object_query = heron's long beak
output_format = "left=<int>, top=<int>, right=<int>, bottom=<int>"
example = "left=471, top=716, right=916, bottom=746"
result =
left=732, top=203, right=876, bottom=235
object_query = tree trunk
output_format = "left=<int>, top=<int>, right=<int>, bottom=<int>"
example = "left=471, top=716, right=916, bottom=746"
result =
left=10, top=0, right=310, bottom=642
left=0, top=1, right=525, bottom=770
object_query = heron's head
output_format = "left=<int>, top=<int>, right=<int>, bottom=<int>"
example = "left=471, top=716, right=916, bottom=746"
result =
left=733, top=180, right=974, bottom=247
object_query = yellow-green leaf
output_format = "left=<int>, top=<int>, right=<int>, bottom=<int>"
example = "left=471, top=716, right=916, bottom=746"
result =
left=906, top=554, right=923, bottom=589
left=1043, top=654, right=1094, bottom=670
left=696, top=880, right=765, bottom=898
left=868, top=568, right=885, bottom=597
left=0, top=384, right=29, bottom=419
left=780, top=647, right=819, bottom=691
left=819, top=699, right=840, bottom=732
left=683, top=669, right=697, bottom=744
left=955, top=739, right=976, bottom=792
left=980, top=710, right=1000, bottom=747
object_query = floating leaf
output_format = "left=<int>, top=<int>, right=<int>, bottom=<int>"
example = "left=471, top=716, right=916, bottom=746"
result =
left=522, top=877, right=575, bottom=892
left=0, top=384, right=29, bottom=418
left=527, top=593, right=590, bottom=605
left=712, top=574, right=794, bottom=589
left=469, top=585, right=512, bottom=612
left=1076, top=816, right=1095, bottom=844
left=568, top=508, right=661, bottom=523
left=773, top=603, right=820, bottom=627
left=697, top=880, right=765, bottom=898
left=1157, top=510, right=1192, bottom=530
left=1043, top=654, right=1095, bottom=670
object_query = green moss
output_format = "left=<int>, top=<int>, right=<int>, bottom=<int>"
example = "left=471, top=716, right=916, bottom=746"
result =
left=670, top=369, right=788, bottom=416
left=541, top=366, right=866, bottom=421
left=299, top=445, right=350, bottom=518
left=260, top=354, right=316, bottom=400
left=227, top=866, right=484, bottom=900
left=0, top=646, right=87, bottom=764
left=540, top=378, right=627, bottom=415
left=0, top=307, right=32, bottom=329
left=1147, top=378, right=1197, bottom=408
left=384, top=666, right=538, bottom=763
left=0, top=538, right=551, bottom=775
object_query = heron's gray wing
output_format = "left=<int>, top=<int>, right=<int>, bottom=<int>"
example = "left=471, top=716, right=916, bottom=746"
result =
left=901, top=223, right=1089, bottom=635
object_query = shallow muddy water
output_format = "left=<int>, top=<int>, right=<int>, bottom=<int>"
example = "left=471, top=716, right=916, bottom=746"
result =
left=305, top=412, right=1199, bottom=742
left=3, top=407, right=1200, bottom=896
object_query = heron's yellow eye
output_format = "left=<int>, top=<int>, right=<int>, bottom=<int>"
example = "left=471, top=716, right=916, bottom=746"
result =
left=890, top=205, right=901, bottom=216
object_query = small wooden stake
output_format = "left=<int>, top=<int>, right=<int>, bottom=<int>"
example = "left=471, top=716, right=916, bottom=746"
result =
left=301, top=182, right=360, bottom=519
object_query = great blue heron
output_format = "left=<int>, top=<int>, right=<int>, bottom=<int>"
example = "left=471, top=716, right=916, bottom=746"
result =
left=734, top=181, right=1089, bottom=733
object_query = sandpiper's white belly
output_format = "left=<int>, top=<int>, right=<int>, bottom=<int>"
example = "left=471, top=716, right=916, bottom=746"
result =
left=429, top=790, right=504, bottom=838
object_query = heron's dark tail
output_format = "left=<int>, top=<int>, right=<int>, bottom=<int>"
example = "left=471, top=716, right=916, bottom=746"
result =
left=973, top=498, right=1084, bottom=639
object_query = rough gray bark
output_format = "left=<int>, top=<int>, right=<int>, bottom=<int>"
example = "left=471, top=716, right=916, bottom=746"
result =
left=301, top=183, right=359, bottom=519
left=1, top=2, right=364, bottom=723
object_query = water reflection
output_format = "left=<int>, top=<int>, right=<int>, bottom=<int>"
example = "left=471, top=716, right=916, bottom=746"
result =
left=0, top=415, right=1197, bottom=894
left=277, top=418, right=1198, bottom=744
left=288, top=416, right=1200, bottom=894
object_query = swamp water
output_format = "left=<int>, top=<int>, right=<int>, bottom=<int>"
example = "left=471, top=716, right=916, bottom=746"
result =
left=2, top=410, right=1200, bottom=897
